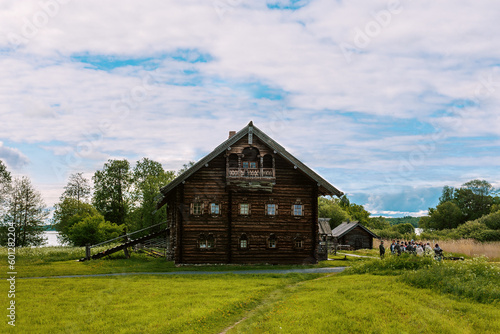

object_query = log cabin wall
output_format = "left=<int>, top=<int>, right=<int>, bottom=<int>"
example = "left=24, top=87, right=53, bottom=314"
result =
left=340, top=227, right=373, bottom=250
left=170, top=134, right=321, bottom=264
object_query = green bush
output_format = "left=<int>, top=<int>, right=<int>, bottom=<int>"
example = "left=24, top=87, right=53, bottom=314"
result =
left=475, top=211, right=500, bottom=230
left=474, top=229, right=500, bottom=242
left=69, top=214, right=123, bottom=246
left=343, top=253, right=435, bottom=276
left=402, top=257, right=500, bottom=304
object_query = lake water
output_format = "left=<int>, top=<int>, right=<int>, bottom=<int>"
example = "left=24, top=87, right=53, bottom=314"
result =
left=43, top=231, right=65, bottom=247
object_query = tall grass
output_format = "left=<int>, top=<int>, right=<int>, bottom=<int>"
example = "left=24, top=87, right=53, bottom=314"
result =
left=381, top=239, right=500, bottom=260
left=433, top=239, right=500, bottom=260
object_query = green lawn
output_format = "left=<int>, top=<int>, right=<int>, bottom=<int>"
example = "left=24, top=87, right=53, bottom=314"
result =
left=2, top=247, right=350, bottom=278
left=2, top=247, right=499, bottom=333
left=230, top=274, right=500, bottom=334
left=1, top=274, right=320, bottom=333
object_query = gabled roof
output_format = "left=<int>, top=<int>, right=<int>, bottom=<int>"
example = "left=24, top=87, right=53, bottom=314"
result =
left=318, top=218, right=332, bottom=235
left=157, top=121, right=343, bottom=208
left=331, top=221, right=379, bottom=239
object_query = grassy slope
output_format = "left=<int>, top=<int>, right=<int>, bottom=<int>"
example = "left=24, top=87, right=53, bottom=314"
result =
left=230, top=274, right=500, bottom=334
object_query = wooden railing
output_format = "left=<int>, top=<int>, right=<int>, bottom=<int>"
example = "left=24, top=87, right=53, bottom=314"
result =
left=227, top=168, right=275, bottom=178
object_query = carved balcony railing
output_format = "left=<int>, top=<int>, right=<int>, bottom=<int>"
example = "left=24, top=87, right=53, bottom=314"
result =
left=227, top=168, right=275, bottom=179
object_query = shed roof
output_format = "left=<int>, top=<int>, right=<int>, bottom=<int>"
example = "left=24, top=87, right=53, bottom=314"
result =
left=157, top=121, right=343, bottom=208
left=318, top=218, right=332, bottom=235
left=331, top=222, right=380, bottom=239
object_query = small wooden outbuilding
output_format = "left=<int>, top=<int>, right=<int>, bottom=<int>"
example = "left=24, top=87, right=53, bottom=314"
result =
left=317, top=218, right=332, bottom=260
left=331, top=221, right=379, bottom=250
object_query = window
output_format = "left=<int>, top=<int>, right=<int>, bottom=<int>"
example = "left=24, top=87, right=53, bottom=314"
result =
left=268, top=234, right=277, bottom=248
left=239, top=234, right=248, bottom=249
left=192, top=202, right=203, bottom=215
left=199, top=234, right=207, bottom=249
left=249, top=161, right=257, bottom=168
left=210, top=203, right=220, bottom=215
left=242, top=161, right=249, bottom=168
left=293, top=204, right=303, bottom=216
left=199, top=234, right=215, bottom=250
left=240, top=203, right=249, bottom=215
left=295, top=239, right=303, bottom=248
left=267, top=204, right=276, bottom=216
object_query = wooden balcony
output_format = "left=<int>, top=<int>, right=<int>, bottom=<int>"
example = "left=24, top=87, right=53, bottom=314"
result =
left=227, top=168, right=275, bottom=179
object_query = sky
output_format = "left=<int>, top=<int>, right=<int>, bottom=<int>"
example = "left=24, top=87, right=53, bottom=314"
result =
left=1, top=0, right=499, bottom=218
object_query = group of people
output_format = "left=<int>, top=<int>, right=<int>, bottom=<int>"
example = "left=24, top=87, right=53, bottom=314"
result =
left=379, top=240, right=443, bottom=259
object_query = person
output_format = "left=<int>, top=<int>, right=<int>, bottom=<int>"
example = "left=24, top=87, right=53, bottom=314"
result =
left=379, top=240, right=385, bottom=259
left=390, top=240, right=396, bottom=254
left=424, top=242, right=433, bottom=256
left=395, top=241, right=401, bottom=256
left=416, top=243, right=424, bottom=256
left=434, top=243, right=443, bottom=261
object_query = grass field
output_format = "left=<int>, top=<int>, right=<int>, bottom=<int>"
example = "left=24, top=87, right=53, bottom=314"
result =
left=1, top=274, right=321, bottom=333
left=229, top=274, right=500, bottom=333
left=1, top=246, right=499, bottom=333
left=0, top=246, right=352, bottom=278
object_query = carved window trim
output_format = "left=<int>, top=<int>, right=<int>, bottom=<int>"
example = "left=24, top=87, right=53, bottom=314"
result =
left=239, top=203, right=250, bottom=216
left=266, top=203, right=278, bottom=216
left=198, top=233, right=216, bottom=251
left=190, top=202, right=204, bottom=216
left=292, top=203, right=304, bottom=217
left=294, top=234, right=304, bottom=249
left=267, top=234, right=278, bottom=249
left=239, top=234, right=249, bottom=250
left=210, top=203, right=221, bottom=216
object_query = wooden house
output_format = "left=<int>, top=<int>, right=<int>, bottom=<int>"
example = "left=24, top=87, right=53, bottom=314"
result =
left=331, top=221, right=379, bottom=250
left=157, top=121, right=343, bottom=264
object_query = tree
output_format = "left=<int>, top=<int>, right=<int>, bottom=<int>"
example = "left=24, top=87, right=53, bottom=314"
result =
left=68, top=214, right=123, bottom=246
left=53, top=198, right=100, bottom=244
left=93, top=159, right=132, bottom=227
left=0, top=177, right=48, bottom=247
left=318, top=197, right=351, bottom=229
left=438, top=185, right=455, bottom=205
left=367, top=216, right=390, bottom=230
left=177, top=161, right=195, bottom=176
left=129, top=158, right=175, bottom=231
left=426, top=201, right=464, bottom=230
left=392, top=223, right=415, bottom=235
left=61, top=172, right=91, bottom=204
left=0, top=160, right=12, bottom=216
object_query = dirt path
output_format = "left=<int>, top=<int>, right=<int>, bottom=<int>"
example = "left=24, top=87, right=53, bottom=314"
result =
left=218, top=272, right=340, bottom=334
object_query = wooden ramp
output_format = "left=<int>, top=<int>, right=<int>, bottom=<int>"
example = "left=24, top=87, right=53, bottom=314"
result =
left=79, top=228, right=169, bottom=261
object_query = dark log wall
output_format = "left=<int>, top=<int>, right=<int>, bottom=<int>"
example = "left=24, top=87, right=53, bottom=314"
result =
left=340, top=227, right=373, bottom=249
left=167, top=135, right=320, bottom=264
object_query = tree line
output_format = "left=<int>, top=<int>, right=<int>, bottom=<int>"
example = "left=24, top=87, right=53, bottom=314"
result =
left=318, top=179, right=500, bottom=241
left=0, top=158, right=180, bottom=247
left=418, top=180, right=500, bottom=241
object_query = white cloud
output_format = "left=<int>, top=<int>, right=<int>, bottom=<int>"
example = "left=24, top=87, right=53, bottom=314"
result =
left=0, top=0, right=499, bottom=215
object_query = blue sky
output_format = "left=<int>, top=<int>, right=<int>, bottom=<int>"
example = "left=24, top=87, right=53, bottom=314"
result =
left=1, top=0, right=499, bottom=217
